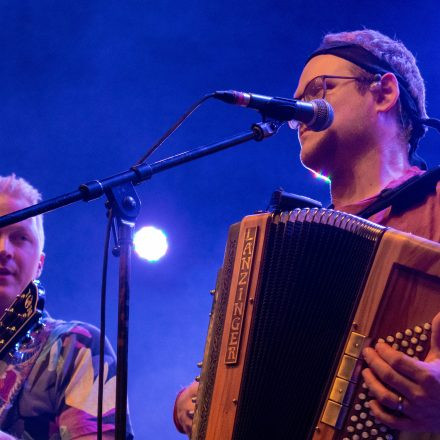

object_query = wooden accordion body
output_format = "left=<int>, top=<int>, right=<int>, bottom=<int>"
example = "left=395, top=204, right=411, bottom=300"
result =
left=191, top=208, right=440, bottom=440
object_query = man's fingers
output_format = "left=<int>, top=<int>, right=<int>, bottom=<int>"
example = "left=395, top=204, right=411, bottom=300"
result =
left=363, top=345, right=416, bottom=397
left=362, top=367, right=401, bottom=410
left=373, top=342, right=423, bottom=382
left=368, top=399, right=421, bottom=432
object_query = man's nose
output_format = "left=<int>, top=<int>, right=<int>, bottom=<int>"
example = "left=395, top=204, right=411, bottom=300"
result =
left=0, top=236, right=13, bottom=259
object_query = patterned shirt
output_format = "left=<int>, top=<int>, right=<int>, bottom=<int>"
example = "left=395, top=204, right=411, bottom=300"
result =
left=0, top=313, right=133, bottom=439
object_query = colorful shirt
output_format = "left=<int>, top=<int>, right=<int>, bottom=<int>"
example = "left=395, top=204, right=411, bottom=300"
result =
left=0, top=313, right=133, bottom=439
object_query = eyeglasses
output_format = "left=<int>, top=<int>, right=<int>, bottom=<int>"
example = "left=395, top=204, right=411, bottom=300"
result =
left=289, top=74, right=374, bottom=130
left=295, top=74, right=371, bottom=102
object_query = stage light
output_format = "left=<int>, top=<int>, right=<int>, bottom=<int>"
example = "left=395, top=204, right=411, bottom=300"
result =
left=133, top=226, right=168, bottom=262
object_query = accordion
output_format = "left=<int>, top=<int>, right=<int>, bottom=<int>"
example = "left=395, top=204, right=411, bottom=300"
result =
left=191, top=208, right=440, bottom=440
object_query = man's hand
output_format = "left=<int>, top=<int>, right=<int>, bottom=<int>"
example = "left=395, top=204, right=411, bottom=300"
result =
left=175, top=381, right=199, bottom=436
left=362, top=312, right=440, bottom=432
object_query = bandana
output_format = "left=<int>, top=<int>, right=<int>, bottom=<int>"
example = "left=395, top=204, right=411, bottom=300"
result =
left=306, top=42, right=440, bottom=170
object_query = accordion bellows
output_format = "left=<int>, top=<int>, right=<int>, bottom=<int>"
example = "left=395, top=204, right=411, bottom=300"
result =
left=191, top=208, right=440, bottom=440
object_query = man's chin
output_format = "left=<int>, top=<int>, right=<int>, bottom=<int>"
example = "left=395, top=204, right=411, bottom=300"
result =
left=0, top=286, right=20, bottom=305
left=300, top=142, right=337, bottom=173
left=300, top=151, right=330, bottom=174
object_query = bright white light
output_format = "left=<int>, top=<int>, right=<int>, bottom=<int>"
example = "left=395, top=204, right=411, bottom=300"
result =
left=133, top=226, right=168, bottom=262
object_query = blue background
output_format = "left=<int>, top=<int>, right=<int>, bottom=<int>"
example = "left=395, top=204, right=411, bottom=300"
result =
left=1, top=1, right=439, bottom=438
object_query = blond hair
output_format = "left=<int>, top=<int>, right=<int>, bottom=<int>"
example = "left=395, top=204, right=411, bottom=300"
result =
left=0, top=175, right=45, bottom=251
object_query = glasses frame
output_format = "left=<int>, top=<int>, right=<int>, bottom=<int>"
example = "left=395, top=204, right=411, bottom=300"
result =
left=295, top=74, right=374, bottom=102
left=289, top=74, right=375, bottom=130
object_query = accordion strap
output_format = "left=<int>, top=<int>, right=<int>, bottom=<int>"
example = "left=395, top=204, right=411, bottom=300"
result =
left=356, top=165, right=440, bottom=219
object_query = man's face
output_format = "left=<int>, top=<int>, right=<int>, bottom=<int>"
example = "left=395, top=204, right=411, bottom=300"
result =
left=294, top=55, right=377, bottom=174
left=0, top=195, right=44, bottom=309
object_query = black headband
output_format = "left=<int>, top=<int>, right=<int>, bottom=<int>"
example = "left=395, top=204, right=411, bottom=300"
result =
left=307, top=43, right=433, bottom=169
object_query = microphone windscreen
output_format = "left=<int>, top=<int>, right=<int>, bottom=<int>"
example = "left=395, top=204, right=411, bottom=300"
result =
left=309, top=99, right=334, bottom=132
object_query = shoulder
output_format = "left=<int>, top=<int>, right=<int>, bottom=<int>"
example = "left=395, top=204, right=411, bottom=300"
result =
left=40, top=316, right=115, bottom=362
left=375, top=175, right=440, bottom=242
left=44, top=316, right=101, bottom=343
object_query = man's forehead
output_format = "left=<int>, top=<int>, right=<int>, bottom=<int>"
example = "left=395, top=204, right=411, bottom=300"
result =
left=0, top=194, right=35, bottom=230
left=295, top=54, right=356, bottom=93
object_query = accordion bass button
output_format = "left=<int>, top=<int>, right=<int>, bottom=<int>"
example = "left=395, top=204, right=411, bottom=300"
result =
left=197, top=361, right=202, bottom=368
left=195, top=375, right=201, bottom=382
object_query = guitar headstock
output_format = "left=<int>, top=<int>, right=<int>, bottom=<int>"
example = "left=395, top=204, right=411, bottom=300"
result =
left=0, top=280, right=45, bottom=357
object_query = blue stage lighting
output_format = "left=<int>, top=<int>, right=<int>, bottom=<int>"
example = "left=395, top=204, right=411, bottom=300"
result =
left=133, top=226, right=168, bottom=262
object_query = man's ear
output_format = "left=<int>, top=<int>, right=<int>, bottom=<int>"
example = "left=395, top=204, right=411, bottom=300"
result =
left=370, top=72, right=400, bottom=112
left=35, top=252, right=45, bottom=279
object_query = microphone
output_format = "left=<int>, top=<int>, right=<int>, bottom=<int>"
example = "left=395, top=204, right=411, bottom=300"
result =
left=214, top=90, right=334, bottom=132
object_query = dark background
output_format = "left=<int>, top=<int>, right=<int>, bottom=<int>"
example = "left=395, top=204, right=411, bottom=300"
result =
left=1, top=1, right=439, bottom=438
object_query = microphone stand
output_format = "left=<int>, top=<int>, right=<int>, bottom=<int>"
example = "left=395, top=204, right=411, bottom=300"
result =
left=0, top=119, right=282, bottom=439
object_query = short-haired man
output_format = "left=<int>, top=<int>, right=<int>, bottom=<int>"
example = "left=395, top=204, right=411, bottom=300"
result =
left=0, top=175, right=131, bottom=439
left=174, top=29, right=440, bottom=436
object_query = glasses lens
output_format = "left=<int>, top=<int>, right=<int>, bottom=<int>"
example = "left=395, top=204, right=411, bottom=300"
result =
left=304, top=76, right=325, bottom=101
